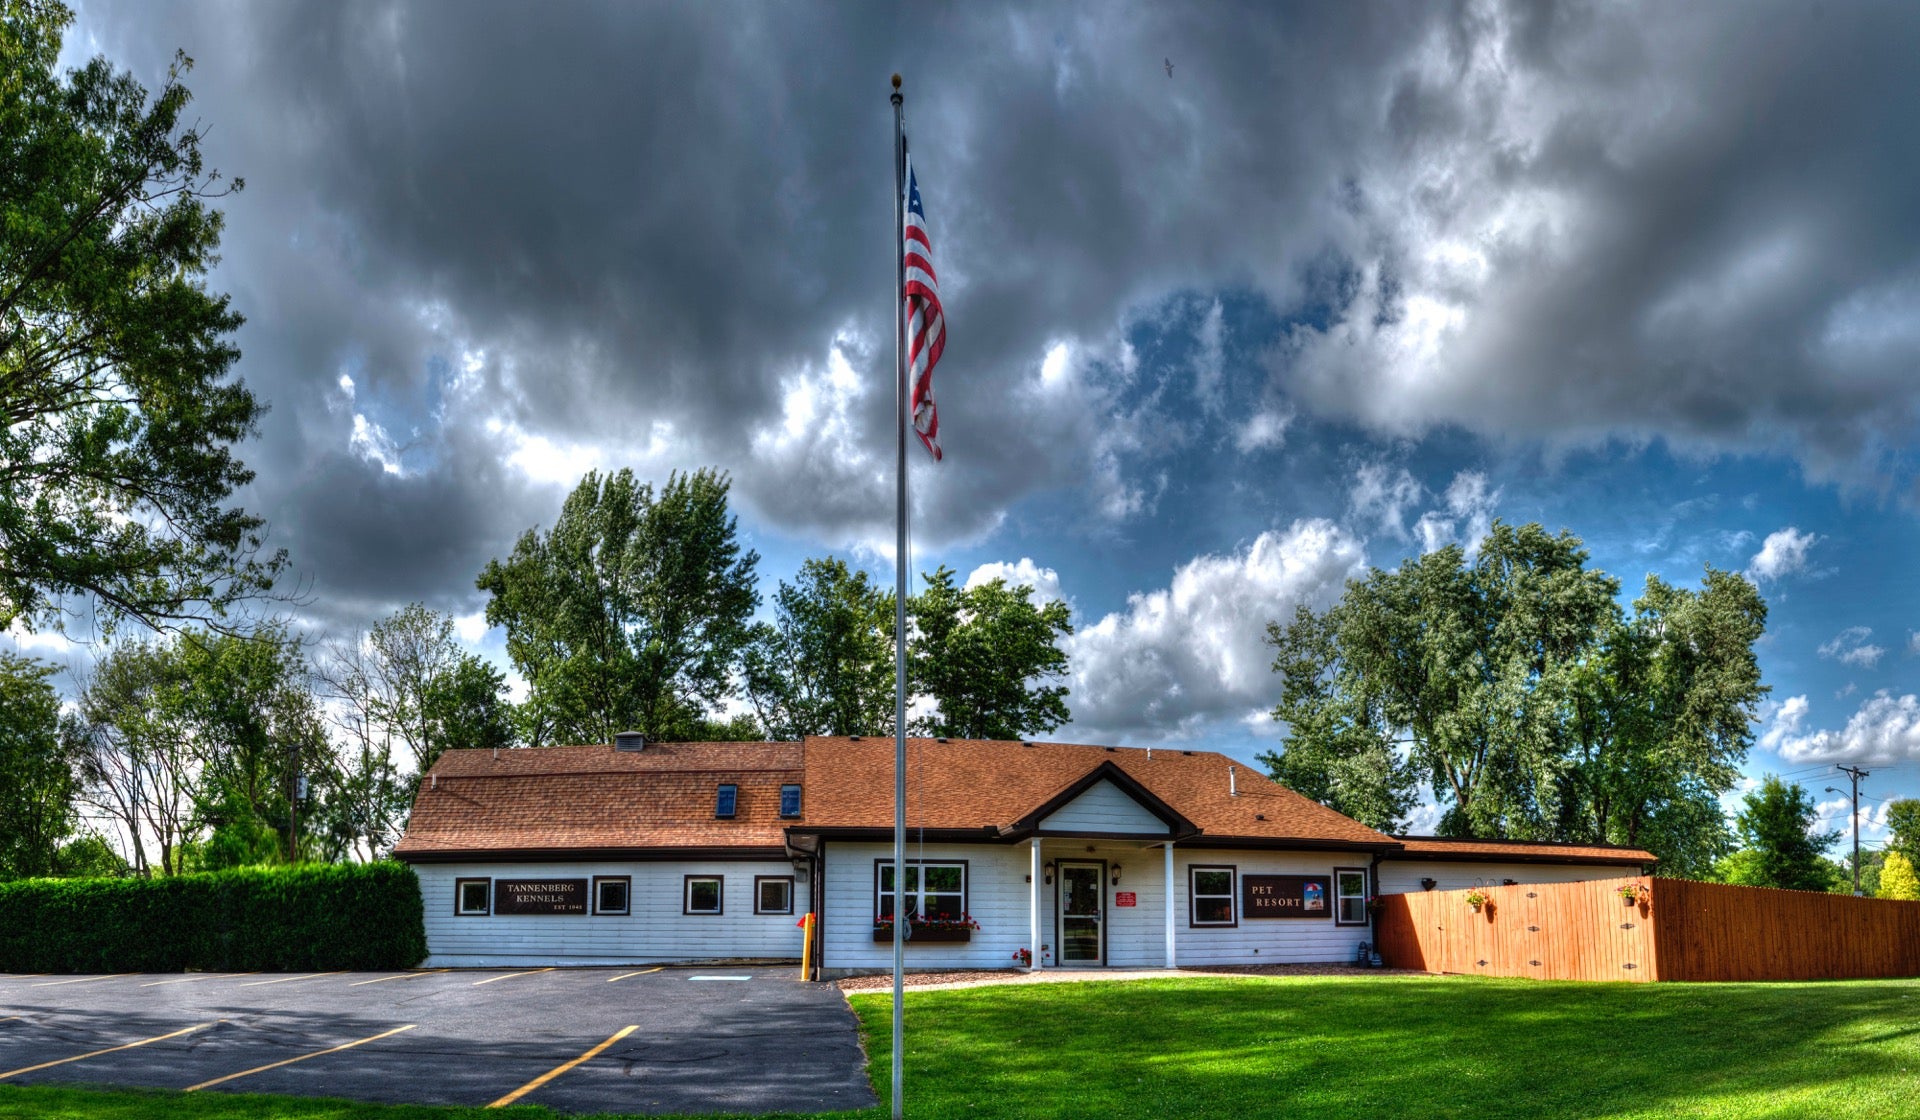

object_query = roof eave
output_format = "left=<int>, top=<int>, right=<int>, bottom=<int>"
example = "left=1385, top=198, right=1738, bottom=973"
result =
left=1382, top=850, right=1656, bottom=866
left=393, top=844, right=791, bottom=863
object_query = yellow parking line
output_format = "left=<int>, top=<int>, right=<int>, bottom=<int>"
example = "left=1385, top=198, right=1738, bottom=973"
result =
left=488, top=1024, right=636, bottom=1108
left=606, top=968, right=663, bottom=983
left=237, top=972, right=347, bottom=988
left=184, top=1023, right=417, bottom=1091
left=140, top=973, right=258, bottom=987
left=0, top=1021, right=219, bottom=1079
left=349, top=969, right=450, bottom=987
left=29, top=973, right=137, bottom=987
left=472, top=967, right=553, bottom=986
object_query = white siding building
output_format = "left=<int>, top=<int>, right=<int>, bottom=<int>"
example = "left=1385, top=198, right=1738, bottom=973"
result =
left=395, top=736, right=1655, bottom=974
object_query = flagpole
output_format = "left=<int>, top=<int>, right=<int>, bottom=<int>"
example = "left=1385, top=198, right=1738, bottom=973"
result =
left=888, top=71, right=908, bottom=1120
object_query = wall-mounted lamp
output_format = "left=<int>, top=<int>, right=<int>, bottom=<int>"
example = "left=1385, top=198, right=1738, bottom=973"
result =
left=1111, top=867, right=1122, bottom=886
left=1043, top=860, right=1056, bottom=885
left=1420, top=878, right=1437, bottom=891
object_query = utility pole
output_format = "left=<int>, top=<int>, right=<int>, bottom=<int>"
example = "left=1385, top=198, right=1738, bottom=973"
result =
left=1831, top=766, right=1870, bottom=895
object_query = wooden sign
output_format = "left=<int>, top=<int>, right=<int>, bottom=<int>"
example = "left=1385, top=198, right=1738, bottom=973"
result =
left=1115, top=891, right=1137, bottom=908
left=493, top=879, right=588, bottom=915
left=1243, top=875, right=1331, bottom=919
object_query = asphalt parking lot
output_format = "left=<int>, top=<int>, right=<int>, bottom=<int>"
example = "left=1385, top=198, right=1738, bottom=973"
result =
left=0, top=966, right=876, bottom=1115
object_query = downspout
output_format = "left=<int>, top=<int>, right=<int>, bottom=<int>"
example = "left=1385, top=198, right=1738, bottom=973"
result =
left=810, top=842, right=827, bottom=981
left=1368, top=849, right=1386, bottom=949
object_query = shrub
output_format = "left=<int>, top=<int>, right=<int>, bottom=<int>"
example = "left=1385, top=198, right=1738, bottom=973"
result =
left=0, top=862, right=427, bottom=973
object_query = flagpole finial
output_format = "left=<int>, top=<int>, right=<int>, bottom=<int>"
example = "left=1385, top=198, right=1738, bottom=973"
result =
left=891, top=73, right=901, bottom=90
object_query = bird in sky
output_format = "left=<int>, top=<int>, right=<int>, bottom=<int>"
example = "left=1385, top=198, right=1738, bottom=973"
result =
left=1165, top=57, right=1173, bottom=78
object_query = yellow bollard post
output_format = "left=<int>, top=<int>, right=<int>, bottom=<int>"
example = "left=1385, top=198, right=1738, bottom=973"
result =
left=798, top=912, right=815, bottom=981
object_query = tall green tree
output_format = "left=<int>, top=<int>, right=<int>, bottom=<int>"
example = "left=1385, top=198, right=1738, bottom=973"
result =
left=73, top=639, right=199, bottom=875
left=315, top=605, right=513, bottom=856
left=170, top=628, right=325, bottom=861
left=1555, top=569, right=1765, bottom=877
left=1263, top=522, right=1767, bottom=869
left=1724, top=776, right=1841, bottom=892
left=1258, top=604, right=1418, bottom=831
left=72, top=628, right=325, bottom=873
left=0, top=1, right=283, bottom=635
left=909, top=566, right=1072, bottom=741
left=1884, top=798, right=1920, bottom=865
left=743, top=557, right=894, bottom=740
left=1266, top=522, right=1617, bottom=839
left=0, top=652, right=77, bottom=877
left=478, top=469, right=760, bottom=745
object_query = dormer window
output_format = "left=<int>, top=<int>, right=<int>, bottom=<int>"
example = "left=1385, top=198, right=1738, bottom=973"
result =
left=716, top=784, right=738, bottom=819
left=780, top=783, right=802, bottom=818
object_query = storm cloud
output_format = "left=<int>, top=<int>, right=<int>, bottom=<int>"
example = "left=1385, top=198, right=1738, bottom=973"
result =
left=62, top=0, right=1920, bottom=637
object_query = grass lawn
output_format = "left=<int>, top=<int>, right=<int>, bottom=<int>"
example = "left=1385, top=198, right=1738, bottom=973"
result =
left=3, top=974, right=1918, bottom=1119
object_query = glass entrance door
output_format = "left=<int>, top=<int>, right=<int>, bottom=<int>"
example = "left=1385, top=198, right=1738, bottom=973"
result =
left=1059, top=862, right=1104, bottom=965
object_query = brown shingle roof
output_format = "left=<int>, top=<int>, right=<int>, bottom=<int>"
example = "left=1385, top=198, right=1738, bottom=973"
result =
left=799, top=737, right=1396, bottom=848
left=393, top=739, right=1658, bottom=867
left=393, top=741, right=802, bottom=858
left=1390, top=835, right=1657, bottom=865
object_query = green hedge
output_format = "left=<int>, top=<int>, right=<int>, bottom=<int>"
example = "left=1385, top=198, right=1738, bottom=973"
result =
left=0, top=862, right=428, bottom=973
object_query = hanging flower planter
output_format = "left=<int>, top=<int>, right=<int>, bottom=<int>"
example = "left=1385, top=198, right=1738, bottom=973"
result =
left=1618, top=882, right=1649, bottom=906
left=1464, top=889, right=1489, bottom=913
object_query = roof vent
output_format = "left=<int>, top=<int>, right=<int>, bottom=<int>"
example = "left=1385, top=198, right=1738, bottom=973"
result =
left=850, top=735, right=862, bottom=741
left=1255, top=814, right=1267, bottom=821
left=614, top=731, right=646, bottom=752
left=1181, top=750, right=1194, bottom=756
left=1104, top=746, right=1117, bottom=753
left=936, top=737, right=949, bottom=743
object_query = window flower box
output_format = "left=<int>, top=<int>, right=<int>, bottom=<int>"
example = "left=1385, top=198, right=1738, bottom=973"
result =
left=872, top=914, right=980, bottom=943
left=873, top=926, right=972, bottom=943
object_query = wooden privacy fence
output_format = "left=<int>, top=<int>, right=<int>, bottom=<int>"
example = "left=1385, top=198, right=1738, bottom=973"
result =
left=1374, top=875, right=1920, bottom=982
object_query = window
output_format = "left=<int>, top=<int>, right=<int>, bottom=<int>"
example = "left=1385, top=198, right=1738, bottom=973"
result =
left=780, top=783, right=802, bottom=818
left=1334, top=868, right=1368, bottom=926
left=684, top=875, right=724, bottom=915
left=1189, top=866, right=1236, bottom=927
left=875, top=860, right=967, bottom=922
left=455, top=878, right=491, bottom=917
left=594, top=876, right=631, bottom=916
left=715, top=784, right=737, bottom=819
left=755, top=876, right=794, bottom=915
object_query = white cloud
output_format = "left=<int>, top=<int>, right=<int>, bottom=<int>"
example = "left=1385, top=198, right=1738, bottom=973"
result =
left=1038, top=341, right=1073, bottom=387
left=965, top=559, right=1065, bottom=607
left=1063, top=519, right=1367, bottom=741
left=1814, top=795, right=1891, bottom=847
left=1758, top=694, right=1810, bottom=755
left=1772, top=690, right=1920, bottom=765
left=1348, top=463, right=1424, bottom=541
left=453, top=611, right=491, bottom=645
left=1746, top=527, right=1819, bottom=582
left=1192, top=299, right=1226, bottom=415
left=1909, top=630, right=1920, bottom=656
left=1412, top=470, right=1500, bottom=556
left=1817, top=626, right=1885, bottom=669
left=1233, top=408, right=1291, bottom=453
left=349, top=413, right=404, bottom=476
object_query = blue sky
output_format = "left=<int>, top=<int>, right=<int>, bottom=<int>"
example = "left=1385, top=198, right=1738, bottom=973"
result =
left=23, top=1, right=1920, bottom=854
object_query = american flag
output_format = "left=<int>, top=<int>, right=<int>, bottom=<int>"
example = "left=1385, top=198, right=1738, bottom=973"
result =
left=902, top=151, right=944, bottom=461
